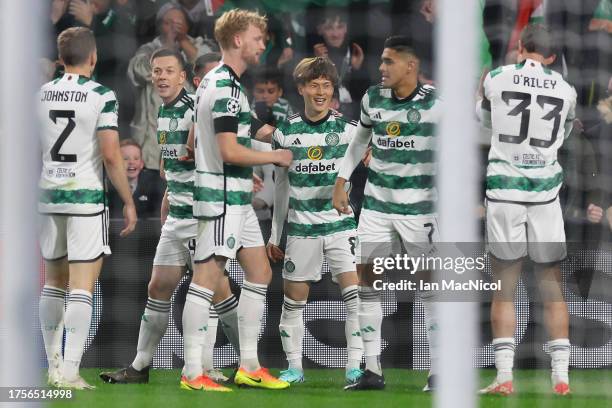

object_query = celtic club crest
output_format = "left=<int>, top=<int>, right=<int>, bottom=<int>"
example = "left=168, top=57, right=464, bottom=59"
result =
left=325, top=132, right=339, bottom=146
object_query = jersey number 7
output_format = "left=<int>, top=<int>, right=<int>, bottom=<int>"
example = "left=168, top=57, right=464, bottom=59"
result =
left=49, top=109, right=77, bottom=163
left=499, top=91, right=564, bottom=148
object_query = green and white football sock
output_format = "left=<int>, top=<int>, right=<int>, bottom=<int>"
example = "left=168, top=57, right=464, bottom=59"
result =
left=182, top=283, right=212, bottom=380
left=342, top=285, right=362, bottom=372
left=40, top=286, right=66, bottom=373
left=215, top=294, right=240, bottom=354
left=132, top=297, right=170, bottom=371
left=358, top=286, right=382, bottom=375
left=279, top=296, right=307, bottom=371
left=493, top=337, right=515, bottom=383
left=548, top=338, right=570, bottom=384
left=201, top=306, right=219, bottom=371
left=62, top=289, right=93, bottom=381
left=420, top=290, right=439, bottom=376
left=238, top=280, right=267, bottom=372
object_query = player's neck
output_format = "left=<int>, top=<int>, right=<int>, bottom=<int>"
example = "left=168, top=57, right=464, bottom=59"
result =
left=521, top=53, right=546, bottom=64
left=393, top=78, right=418, bottom=99
left=220, top=51, right=247, bottom=78
left=304, top=106, right=329, bottom=123
left=63, top=65, right=92, bottom=78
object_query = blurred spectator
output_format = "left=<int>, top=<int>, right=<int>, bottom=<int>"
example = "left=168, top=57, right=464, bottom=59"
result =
left=39, top=58, right=57, bottom=85
left=113, top=0, right=166, bottom=45
left=52, top=0, right=137, bottom=135
left=585, top=76, right=612, bottom=235
left=310, top=7, right=368, bottom=119
left=393, top=0, right=436, bottom=83
left=252, top=67, right=293, bottom=126
left=589, top=0, right=612, bottom=33
left=260, top=14, right=295, bottom=68
left=128, top=4, right=217, bottom=169
left=192, top=51, right=222, bottom=86
left=108, top=139, right=165, bottom=219
left=172, top=0, right=223, bottom=39
left=558, top=121, right=601, bottom=242
left=547, top=0, right=611, bottom=117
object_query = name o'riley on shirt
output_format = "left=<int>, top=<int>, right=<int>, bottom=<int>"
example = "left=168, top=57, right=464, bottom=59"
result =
left=512, top=74, right=557, bottom=90
left=41, top=90, right=89, bottom=103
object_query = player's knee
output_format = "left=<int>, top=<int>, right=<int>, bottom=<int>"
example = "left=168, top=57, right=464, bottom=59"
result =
left=45, top=276, right=68, bottom=290
left=147, top=278, right=174, bottom=301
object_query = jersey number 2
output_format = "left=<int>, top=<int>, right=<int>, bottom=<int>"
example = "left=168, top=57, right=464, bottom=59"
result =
left=499, top=91, right=564, bottom=148
left=49, top=109, right=77, bottom=162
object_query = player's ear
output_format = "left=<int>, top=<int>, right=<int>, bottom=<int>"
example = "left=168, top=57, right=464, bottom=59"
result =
left=233, top=33, right=242, bottom=49
left=89, top=50, right=97, bottom=73
left=297, top=84, right=304, bottom=96
left=193, top=76, right=201, bottom=88
left=543, top=54, right=556, bottom=66
left=179, top=69, right=186, bottom=84
left=279, top=87, right=283, bottom=97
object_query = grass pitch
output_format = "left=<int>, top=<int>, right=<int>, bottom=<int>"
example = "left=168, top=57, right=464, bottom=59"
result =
left=50, top=368, right=612, bottom=408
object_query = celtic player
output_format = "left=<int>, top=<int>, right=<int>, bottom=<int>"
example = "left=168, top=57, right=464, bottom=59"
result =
left=99, top=48, right=237, bottom=391
left=266, top=57, right=363, bottom=386
left=39, top=27, right=137, bottom=389
left=333, top=36, right=442, bottom=391
left=478, top=24, right=576, bottom=396
left=187, top=9, right=292, bottom=391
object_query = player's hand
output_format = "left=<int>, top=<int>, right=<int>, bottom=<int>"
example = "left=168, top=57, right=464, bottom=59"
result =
left=313, top=43, right=328, bottom=58
left=266, top=243, right=284, bottom=263
left=362, top=146, right=372, bottom=167
left=121, top=203, right=137, bottom=237
left=273, top=149, right=293, bottom=167
left=332, top=179, right=352, bottom=215
left=179, top=145, right=194, bottom=162
left=587, top=203, right=603, bottom=223
left=252, top=173, right=264, bottom=193
left=69, top=0, right=94, bottom=27
left=351, top=43, right=364, bottom=70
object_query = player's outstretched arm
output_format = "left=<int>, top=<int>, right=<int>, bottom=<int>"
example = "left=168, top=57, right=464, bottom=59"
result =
left=250, top=115, right=276, bottom=144
left=267, top=165, right=289, bottom=262
left=337, top=121, right=371, bottom=181
left=99, top=129, right=137, bottom=236
left=217, top=132, right=292, bottom=167
left=333, top=121, right=372, bottom=215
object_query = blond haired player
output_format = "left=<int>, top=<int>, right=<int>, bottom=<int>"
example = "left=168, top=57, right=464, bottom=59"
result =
left=184, top=9, right=292, bottom=390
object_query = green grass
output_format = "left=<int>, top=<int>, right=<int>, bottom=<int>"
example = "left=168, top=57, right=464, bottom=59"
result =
left=50, top=368, right=612, bottom=408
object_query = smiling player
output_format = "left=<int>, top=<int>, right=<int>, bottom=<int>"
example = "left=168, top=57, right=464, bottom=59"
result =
left=266, top=57, right=363, bottom=386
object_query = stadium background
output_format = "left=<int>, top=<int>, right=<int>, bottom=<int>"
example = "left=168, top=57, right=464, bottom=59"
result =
left=34, top=0, right=611, bottom=372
